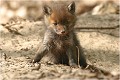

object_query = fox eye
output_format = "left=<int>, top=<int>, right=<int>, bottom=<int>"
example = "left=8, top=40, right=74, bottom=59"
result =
left=53, top=22, right=57, bottom=26
left=65, top=20, right=70, bottom=24
left=66, top=20, right=69, bottom=24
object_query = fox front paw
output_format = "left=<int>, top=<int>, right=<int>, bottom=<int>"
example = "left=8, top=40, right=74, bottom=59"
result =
left=32, top=59, right=40, bottom=63
left=69, top=63, right=79, bottom=68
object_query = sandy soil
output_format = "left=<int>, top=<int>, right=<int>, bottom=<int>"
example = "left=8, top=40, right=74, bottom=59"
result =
left=0, top=14, right=119, bottom=80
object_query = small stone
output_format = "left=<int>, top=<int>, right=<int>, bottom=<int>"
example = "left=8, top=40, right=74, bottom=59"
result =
left=25, top=56, right=31, bottom=59
left=31, top=63, right=41, bottom=70
left=111, top=71, right=119, bottom=76
left=2, top=53, right=7, bottom=60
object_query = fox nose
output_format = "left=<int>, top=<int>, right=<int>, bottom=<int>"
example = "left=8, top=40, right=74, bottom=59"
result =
left=61, top=30, right=65, bottom=34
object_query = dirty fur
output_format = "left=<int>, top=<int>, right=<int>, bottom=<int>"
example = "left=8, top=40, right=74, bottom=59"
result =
left=33, top=1, right=87, bottom=68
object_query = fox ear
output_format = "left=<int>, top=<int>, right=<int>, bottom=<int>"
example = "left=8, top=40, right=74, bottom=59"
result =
left=43, top=5, right=52, bottom=15
left=68, top=1, right=75, bottom=14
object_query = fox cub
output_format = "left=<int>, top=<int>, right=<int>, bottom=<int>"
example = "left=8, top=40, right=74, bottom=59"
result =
left=32, top=1, right=87, bottom=68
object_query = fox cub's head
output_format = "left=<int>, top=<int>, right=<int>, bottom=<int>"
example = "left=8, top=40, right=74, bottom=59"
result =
left=43, top=1, right=76, bottom=36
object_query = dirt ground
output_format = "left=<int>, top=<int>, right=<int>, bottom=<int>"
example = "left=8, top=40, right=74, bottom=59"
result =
left=0, top=14, right=119, bottom=80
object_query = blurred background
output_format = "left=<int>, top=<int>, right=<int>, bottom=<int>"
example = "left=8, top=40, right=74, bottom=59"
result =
left=0, top=0, right=119, bottom=24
